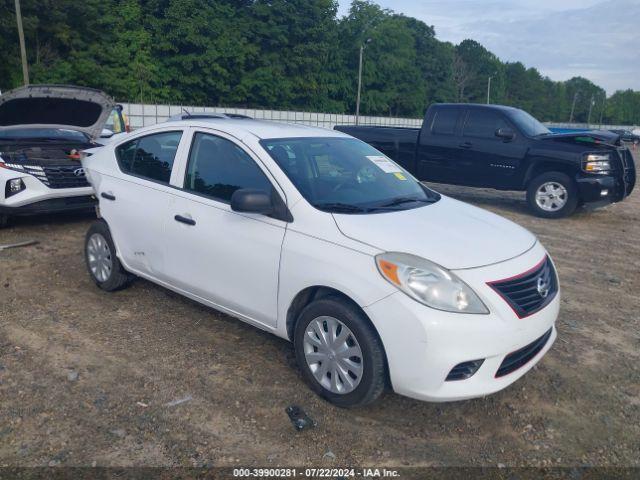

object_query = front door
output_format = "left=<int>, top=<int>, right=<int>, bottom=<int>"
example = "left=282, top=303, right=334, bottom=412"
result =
left=163, top=130, right=287, bottom=328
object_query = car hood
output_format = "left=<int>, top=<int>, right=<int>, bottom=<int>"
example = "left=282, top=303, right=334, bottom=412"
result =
left=333, top=196, right=536, bottom=270
left=0, top=85, right=114, bottom=141
left=543, top=130, right=620, bottom=147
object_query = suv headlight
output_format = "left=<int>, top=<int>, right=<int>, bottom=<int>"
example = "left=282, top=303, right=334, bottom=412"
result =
left=376, top=252, right=489, bottom=314
left=583, top=153, right=611, bottom=174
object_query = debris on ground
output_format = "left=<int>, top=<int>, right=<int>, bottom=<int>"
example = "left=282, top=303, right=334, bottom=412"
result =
left=66, top=370, right=79, bottom=382
left=285, top=405, right=317, bottom=431
left=0, top=240, right=39, bottom=252
left=136, top=401, right=149, bottom=408
left=165, top=395, right=193, bottom=407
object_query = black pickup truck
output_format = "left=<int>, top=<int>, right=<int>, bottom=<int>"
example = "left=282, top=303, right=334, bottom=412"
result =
left=336, top=104, right=636, bottom=218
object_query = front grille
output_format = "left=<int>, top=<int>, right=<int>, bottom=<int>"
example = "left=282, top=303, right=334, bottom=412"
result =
left=487, top=256, right=557, bottom=319
left=496, top=328, right=552, bottom=378
left=4, top=163, right=89, bottom=189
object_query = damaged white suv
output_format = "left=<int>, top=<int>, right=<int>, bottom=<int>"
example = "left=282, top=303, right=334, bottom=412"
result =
left=0, top=85, right=114, bottom=228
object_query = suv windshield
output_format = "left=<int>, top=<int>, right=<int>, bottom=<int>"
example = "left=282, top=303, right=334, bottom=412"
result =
left=507, top=109, right=551, bottom=137
left=0, top=128, right=89, bottom=142
left=261, top=137, right=440, bottom=214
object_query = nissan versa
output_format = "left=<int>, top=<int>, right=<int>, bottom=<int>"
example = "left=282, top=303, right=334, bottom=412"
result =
left=0, top=85, right=114, bottom=227
left=81, top=118, right=559, bottom=407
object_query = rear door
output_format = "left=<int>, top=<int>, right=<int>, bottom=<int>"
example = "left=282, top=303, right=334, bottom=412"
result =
left=416, top=107, right=463, bottom=183
left=458, top=109, right=527, bottom=188
left=162, top=129, right=287, bottom=328
left=99, top=129, right=186, bottom=277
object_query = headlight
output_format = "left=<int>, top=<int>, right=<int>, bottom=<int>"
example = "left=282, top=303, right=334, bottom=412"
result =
left=376, top=252, right=489, bottom=314
left=583, top=153, right=611, bottom=174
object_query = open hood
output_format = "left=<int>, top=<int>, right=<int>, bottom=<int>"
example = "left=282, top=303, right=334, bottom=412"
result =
left=333, top=196, right=536, bottom=270
left=545, top=130, right=620, bottom=146
left=0, top=85, right=115, bottom=141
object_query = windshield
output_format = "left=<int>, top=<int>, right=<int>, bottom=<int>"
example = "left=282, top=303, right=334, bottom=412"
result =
left=0, top=128, right=89, bottom=142
left=508, top=109, right=551, bottom=137
left=261, top=137, right=440, bottom=214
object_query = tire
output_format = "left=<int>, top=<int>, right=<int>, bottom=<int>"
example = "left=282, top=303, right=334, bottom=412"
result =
left=0, top=214, right=8, bottom=229
left=293, top=296, right=386, bottom=408
left=84, top=220, right=133, bottom=291
left=526, top=172, right=579, bottom=219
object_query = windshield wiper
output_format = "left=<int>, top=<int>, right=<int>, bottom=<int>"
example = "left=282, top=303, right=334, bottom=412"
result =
left=375, top=196, right=437, bottom=209
left=313, top=202, right=370, bottom=213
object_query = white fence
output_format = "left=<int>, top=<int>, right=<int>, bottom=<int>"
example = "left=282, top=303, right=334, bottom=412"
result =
left=120, top=103, right=423, bottom=130
left=119, top=102, right=637, bottom=132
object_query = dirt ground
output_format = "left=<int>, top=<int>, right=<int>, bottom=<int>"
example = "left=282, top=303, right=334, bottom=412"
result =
left=1, top=151, right=639, bottom=469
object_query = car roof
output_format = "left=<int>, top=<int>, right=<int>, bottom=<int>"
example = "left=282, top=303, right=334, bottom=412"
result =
left=150, top=118, right=349, bottom=140
left=433, top=103, right=522, bottom=113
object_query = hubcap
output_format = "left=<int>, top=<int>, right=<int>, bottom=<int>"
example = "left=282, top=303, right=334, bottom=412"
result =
left=303, top=316, right=364, bottom=395
left=535, top=182, right=568, bottom=212
left=87, top=233, right=113, bottom=282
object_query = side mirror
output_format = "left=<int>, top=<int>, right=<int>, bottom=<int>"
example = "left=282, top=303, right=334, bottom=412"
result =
left=100, top=128, right=114, bottom=138
left=496, top=128, right=515, bottom=141
left=230, top=189, right=273, bottom=215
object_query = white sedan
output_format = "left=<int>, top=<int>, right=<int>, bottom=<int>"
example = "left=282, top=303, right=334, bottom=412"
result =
left=81, top=118, right=559, bottom=407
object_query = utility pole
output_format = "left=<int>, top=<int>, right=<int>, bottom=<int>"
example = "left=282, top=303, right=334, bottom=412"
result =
left=355, top=38, right=372, bottom=126
left=587, top=94, right=595, bottom=127
left=15, top=0, right=29, bottom=85
left=486, top=76, right=492, bottom=104
left=569, top=91, right=579, bottom=123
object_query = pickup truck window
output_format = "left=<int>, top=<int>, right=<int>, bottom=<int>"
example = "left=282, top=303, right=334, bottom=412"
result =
left=431, top=109, right=458, bottom=135
left=463, top=110, right=509, bottom=139
left=261, top=137, right=439, bottom=214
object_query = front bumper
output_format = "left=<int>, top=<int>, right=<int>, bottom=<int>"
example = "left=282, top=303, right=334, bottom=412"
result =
left=0, top=169, right=96, bottom=216
left=576, top=148, right=636, bottom=204
left=365, top=242, right=559, bottom=402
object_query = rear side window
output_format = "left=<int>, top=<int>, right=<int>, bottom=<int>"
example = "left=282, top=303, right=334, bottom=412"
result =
left=115, top=131, right=182, bottom=183
left=431, top=109, right=458, bottom=135
left=184, top=132, right=272, bottom=203
left=463, top=110, right=509, bottom=139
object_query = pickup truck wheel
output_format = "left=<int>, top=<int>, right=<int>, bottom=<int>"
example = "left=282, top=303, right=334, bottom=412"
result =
left=0, top=214, right=8, bottom=229
left=85, top=220, right=133, bottom=291
left=526, top=172, right=578, bottom=218
left=294, top=297, right=386, bottom=408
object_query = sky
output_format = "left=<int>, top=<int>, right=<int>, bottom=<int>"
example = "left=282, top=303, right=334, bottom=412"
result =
left=337, top=0, right=640, bottom=94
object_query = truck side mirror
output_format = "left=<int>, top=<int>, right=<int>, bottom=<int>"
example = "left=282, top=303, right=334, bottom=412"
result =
left=496, top=128, right=515, bottom=142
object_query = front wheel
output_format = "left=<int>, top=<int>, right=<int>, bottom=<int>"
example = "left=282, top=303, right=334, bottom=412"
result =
left=526, top=172, right=579, bottom=218
left=293, top=297, right=386, bottom=408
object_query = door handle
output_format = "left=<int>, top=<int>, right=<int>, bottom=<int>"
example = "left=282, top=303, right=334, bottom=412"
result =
left=459, top=142, right=473, bottom=149
left=174, top=215, right=196, bottom=226
left=101, top=192, right=116, bottom=201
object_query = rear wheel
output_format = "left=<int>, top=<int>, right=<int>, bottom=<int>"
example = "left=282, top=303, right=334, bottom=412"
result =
left=293, top=297, right=386, bottom=407
left=85, top=220, right=133, bottom=291
left=526, top=172, right=578, bottom=218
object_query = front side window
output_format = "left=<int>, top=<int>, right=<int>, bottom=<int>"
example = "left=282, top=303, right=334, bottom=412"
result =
left=261, top=137, right=440, bottom=214
left=463, top=110, right=509, bottom=139
left=184, top=132, right=272, bottom=202
left=115, top=131, right=182, bottom=183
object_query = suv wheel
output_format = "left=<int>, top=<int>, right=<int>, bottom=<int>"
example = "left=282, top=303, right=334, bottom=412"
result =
left=85, top=220, right=133, bottom=291
left=526, top=172, right=578, bottom=218
left=293, top=296, right=386, bottom=407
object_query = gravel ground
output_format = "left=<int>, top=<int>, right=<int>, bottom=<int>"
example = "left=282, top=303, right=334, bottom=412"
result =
left=0, top=150, right=638, bottom=468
